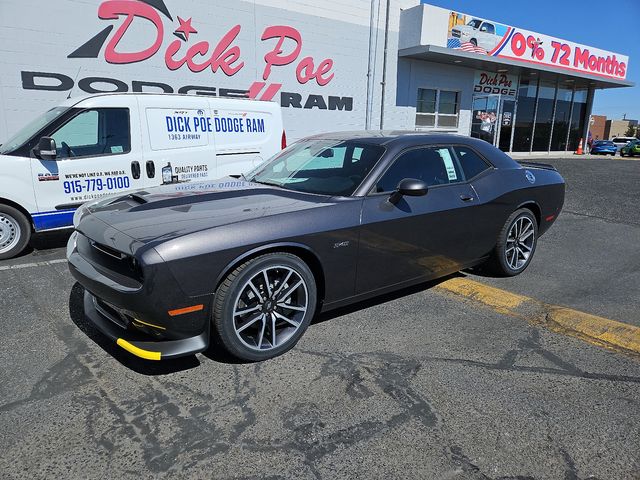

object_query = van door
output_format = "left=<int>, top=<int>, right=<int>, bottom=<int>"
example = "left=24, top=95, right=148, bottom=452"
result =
left=210, top=99, right=276, bottom=177
left=30, top=101, right=145, bottom=230
left=139, top=96, right=216, bottom=188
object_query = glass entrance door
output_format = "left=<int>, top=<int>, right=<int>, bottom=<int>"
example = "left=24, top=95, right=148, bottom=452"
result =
left=497, top=98, right=515, bottom=152
left=471, top=95, right=499, bottom=145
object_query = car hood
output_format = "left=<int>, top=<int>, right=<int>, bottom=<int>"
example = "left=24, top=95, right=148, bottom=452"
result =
left=76, top=177, right=333, bottom=247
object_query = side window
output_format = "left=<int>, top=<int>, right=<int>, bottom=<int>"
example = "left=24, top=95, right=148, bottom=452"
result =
left=51, top=108, right=130, bottom=159
left=454, top=146, right=491, bottom=179
left=375, top=147, right=463, bottom=192
left=480, top=23, right=495, bottom=34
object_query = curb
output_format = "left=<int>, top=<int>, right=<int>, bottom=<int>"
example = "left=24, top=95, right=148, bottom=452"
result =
left=436, top=277, right=640, bottom=356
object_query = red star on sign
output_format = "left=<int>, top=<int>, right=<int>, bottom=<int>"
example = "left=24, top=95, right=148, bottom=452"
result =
left=175, top=16, right=197, bottom=41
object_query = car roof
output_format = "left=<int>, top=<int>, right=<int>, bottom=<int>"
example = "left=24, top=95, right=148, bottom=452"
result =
left=303, top=130, right=485, bottom=147
left=301, top=131, right=521, bottom=170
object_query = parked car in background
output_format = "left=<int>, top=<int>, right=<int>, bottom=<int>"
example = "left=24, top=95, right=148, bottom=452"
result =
left=590, top=140, right=617, bottom=155
left=610, top=136, right=637, bottom=152
left=68, top=132, right=565, bottom=362
left=0, top=93, right=285, bottom=259
left=620, top=139, right=640, bottom=157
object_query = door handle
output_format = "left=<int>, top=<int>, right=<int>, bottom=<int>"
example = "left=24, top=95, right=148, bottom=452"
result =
left=460, top=194, right=474, bottom=202
left=131, top=161, right=140, bottom=179
left=146, top=160, right=155, bottom=178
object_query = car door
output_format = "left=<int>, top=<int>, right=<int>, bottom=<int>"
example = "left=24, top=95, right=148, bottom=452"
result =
left=140, top=96, right=216, bottom=187
left=356, top=146, right=478, bottom=294
left=478, top=22, right=498, bottom=51
left=30, top=99, right=146, bottom=230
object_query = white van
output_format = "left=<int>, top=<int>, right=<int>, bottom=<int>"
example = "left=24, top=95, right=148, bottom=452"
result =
left=610, top=136, right=637, bottom=151
left=0, top=93, right=285, bottom=259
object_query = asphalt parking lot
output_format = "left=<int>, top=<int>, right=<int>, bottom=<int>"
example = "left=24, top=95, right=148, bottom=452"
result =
left=1, top=157, right=639, bottom=479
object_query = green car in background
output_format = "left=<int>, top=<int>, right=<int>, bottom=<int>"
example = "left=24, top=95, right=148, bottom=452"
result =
left=620, top=140, right=640, bottom=157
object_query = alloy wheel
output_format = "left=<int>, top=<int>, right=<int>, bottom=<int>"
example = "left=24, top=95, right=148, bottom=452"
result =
left=232, top=265, right=309, bottom=351
left=504, top=216, right=535, bottom=270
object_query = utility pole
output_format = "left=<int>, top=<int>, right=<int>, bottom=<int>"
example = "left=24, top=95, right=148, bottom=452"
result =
left=379, top=0, right=390, bottom=130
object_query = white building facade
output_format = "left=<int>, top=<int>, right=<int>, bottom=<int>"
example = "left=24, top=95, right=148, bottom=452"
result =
left=0, top=0, right=631, bottom=152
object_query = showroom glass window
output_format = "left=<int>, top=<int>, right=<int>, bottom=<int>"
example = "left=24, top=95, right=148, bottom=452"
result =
left=568, top=88, right=587, bottom=151
left=550, top=85, right=573, bottom=151
left=51, top=108, right=130, bottom=159
left=532, top=80, right=556, bottom=151
left=512, top=76, right=538, bottom=152
left=416, top=89, right=460, bottom=128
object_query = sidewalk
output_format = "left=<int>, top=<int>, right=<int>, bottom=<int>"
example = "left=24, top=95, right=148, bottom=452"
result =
left=509, top=151, right=638, bottom=160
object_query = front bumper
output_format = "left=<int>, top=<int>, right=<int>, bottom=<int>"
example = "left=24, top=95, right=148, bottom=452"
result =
left=82, top=290, right=208, bottom=360
left=67, top=231, right=210, bottom=360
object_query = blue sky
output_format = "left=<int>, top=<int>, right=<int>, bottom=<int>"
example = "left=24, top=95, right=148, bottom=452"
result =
left=422, top=0, right=640, bottom=121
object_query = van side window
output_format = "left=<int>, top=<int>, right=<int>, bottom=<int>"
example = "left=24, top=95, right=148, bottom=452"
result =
left=453, top=146, right=491, bottom=179
left=51, top=108, right=130, bottom=159
left=375, top=146, right=463, bottom=192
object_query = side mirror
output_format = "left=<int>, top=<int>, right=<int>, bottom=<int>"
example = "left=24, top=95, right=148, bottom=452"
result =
left=34, top=137, right=57, bottom=161
left=389, top=178, right=428, bottom=204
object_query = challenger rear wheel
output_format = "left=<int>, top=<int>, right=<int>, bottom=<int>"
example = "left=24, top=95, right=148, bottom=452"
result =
left=0, top=204, right=31, bottom=260
left=213, top=252, right=317, bottom=361
left=486, top=208, right=538, bottom=277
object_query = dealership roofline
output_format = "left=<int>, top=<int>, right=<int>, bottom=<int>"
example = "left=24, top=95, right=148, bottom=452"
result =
left=398, top=45, right=634, bottom=89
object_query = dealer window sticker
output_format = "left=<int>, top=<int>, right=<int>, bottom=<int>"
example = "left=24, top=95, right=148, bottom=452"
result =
left=437, top=148, right=458, bottom=181
left=110, top=145, right=124, bottom=153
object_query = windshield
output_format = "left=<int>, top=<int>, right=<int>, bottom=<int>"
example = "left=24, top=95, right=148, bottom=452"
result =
left=247, top=139, right=385, bottom=196
left=0, top=106, right=69, bottom=154
left=467, top=19, right=482, bottom=28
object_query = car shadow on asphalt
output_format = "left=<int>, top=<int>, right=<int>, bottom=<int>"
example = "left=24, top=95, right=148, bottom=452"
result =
left=310, top=272, right=465, bottom=325
left=68, top=271, right=477, bottom=374
left=6, top=229, right=75, bottom=261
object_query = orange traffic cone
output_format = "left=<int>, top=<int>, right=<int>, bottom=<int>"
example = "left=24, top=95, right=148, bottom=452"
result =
left=574, top=138, right=583, bottom=155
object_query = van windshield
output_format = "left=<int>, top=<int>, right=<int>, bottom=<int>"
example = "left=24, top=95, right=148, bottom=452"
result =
left=247, top=139, right=385, bottom=196
left=0, top=107, right=69, bottom=154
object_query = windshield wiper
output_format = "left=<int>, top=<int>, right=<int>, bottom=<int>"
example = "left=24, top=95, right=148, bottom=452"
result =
left=251, top=179, right=284, bottom=188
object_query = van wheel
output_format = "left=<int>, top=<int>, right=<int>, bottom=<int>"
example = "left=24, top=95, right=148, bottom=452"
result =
left=470, top=38, right=477, bottom=46
left=0, top=205, right=31, bottom=260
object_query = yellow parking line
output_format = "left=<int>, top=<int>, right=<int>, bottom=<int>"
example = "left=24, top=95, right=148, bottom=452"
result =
left=436, top=277, right=528, bottom=314
left=435, top=277, right=640, bottom=355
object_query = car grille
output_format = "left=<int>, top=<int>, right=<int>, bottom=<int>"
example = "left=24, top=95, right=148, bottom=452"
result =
left=76, top=234, right=143, bottom=288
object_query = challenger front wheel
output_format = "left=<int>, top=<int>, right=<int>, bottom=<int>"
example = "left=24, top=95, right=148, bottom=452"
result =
left=213, top=252, right=317, bottom=361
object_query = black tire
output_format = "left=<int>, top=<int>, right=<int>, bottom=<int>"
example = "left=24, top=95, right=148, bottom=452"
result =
left=486, top=208, right=538, bottom=277
left=0, top=204, right=31, bottom=260
left=620, top=151, right=625, bottom=157
left=213, top=252, right=317, bottom=361
left=470, top=38, right=477, bottom=46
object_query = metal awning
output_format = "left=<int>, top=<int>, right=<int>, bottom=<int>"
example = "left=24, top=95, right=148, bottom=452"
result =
left=398, top=44, right=634, bottom=89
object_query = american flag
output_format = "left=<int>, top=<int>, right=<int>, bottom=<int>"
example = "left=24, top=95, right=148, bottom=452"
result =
left=446, top=38, right=488, bottom=55
left=459, top=42, right=487, bottom=55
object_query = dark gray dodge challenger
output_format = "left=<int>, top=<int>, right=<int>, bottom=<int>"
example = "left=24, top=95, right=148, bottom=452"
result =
left=68, top=132, right=565, bottom=361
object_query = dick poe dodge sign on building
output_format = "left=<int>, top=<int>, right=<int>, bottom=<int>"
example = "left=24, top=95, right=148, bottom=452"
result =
left=0, top=0, right=393, bottom=141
